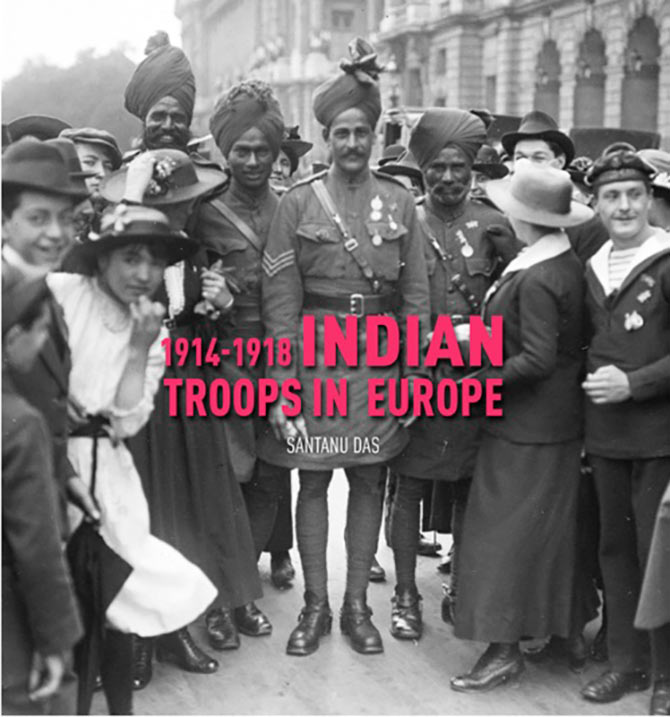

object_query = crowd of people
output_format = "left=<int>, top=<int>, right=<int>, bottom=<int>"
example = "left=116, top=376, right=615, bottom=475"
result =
left=2, top=30, right=669, bottom=717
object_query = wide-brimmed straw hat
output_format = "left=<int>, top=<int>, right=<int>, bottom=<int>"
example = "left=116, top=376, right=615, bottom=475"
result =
left=2, top=137, right=90, bottom=200
left=100, top=149, right=226, bottom=206
left=68, top=205, right=197, bottom=273
left=502, top=110, right=575, bottom=166
left=485, top=160, right=593, bottom=228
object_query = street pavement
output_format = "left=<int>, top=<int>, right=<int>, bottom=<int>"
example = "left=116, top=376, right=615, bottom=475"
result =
left=94, top=470, right=649, bottom=715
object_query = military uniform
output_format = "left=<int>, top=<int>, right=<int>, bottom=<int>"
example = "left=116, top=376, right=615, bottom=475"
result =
left=392, top=197, right=513, bottom=482
left=259, top=169, right=431, bottom=469
left=195, top=183, right=291, bottom=558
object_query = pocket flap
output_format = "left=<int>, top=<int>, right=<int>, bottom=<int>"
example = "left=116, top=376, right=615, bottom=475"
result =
left=296, top=222, right=339, bottom=243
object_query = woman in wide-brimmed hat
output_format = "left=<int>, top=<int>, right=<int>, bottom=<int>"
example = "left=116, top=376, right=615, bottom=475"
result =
left=450, top=160, right=594, bottom=693
left=48, top=205, right=218, bottom=714
left=114, top=150, right=264, bottom=690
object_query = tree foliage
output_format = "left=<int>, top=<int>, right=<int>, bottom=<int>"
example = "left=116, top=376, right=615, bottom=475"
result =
left=2, top=48, right=142, bottom=151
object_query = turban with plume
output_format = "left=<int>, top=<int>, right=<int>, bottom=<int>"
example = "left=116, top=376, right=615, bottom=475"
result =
left=409, top=108, right=487, bottom=171
left=124, top=32, right=196, bottom=124
left=209, top=80, right=285, bottom=159
left=312, top=38, right=383, bottom=129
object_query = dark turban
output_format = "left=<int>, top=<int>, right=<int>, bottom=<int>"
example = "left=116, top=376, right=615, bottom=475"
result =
left=313, top=37, right=383, bottom=129
left=209, top=80, right=285, bottom=159
left=124, top=33, right=196, bottom=124
left=409, top=108, right=487, bottom=171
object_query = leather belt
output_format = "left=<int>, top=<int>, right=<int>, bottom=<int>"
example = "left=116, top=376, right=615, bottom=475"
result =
left=303, top=291, right=395, bottom=318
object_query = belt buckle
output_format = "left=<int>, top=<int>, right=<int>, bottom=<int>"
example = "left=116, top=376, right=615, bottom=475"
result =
left=349, top=293, right=364, bottom=317
left=344, top=237, right=359, bottom=252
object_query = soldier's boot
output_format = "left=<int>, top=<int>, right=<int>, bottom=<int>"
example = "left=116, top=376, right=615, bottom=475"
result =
left=340, top=593, right=383, bottom=654
left=286, top=591, right=332, bottom=656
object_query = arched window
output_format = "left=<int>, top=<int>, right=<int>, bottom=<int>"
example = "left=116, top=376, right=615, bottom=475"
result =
left=573, top=29, right=606, bottom=127
left=621, top=16, right=660, bottom=131
left=534, top=40, right=561, bottom=121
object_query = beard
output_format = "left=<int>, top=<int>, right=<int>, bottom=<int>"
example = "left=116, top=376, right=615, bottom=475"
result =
left=143, top=124, right=191, bottom=151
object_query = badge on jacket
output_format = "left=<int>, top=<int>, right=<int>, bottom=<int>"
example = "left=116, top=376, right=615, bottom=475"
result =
left=624, top=310, right=644, bottom=331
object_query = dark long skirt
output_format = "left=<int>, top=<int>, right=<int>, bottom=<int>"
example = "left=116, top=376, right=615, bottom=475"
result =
left=454, top=434, right=581, bottom=643
left=129, top=322, right=262, bottom=611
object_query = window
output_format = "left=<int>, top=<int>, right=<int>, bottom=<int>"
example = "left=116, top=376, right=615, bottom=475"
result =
left=436, top=48, right=447, bottom=75
left=485, top=75, right=497, bottom=112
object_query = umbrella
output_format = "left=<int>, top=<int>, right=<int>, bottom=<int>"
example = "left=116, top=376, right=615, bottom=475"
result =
left=65, top=425, right=133, bottom=715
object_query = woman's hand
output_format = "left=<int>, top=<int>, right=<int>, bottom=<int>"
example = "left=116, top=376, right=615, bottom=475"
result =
left=129, top=295, right=165, bottom=351
left=123, top=153, right=156, bottom=204
left=201, top=269, right=234, bottom=311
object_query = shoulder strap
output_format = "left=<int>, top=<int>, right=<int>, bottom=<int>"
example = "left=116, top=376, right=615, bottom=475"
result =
left=209, top=197, right=264, bottom=254
left=311, top=179, right=383, bottom=293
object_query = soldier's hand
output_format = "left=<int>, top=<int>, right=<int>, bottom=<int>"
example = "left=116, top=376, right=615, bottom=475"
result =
left=28, top=652, right=66, bottom=702
left=129, top=296, right=165, bottom=350
left=123, top=153, right=157, bottom=203
left=269, top=398, right=307, bottom=442
left=201, top=269, right=234, bottom=310
left=582, top=365, right=632, bottom=404
left=66, top=397, right=88, bottom=432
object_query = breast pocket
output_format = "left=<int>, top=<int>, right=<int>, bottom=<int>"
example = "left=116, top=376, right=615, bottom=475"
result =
left=296, top=222, right=345, bottom=277
left=366, top=221, right=407, bottom=280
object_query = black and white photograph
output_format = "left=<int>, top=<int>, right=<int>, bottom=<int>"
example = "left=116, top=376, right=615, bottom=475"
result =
left=2, top=0, right=670, bottom=714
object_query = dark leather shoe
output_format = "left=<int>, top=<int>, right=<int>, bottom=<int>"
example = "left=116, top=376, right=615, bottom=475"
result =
left=524, top=634, right=587, bottom=672
left=581, top=670, right=651, bottom=703
left=155, top=628, right=218, bottom=674
left=206, top=608, right=240, bottom=650
left=451, top=643, right=524, bottom=692
left=390, top=588, right=423, bottom=640
left=286, top=593, right=332, bottom=656
left=590, top=623, right=608, bottom=662
left=417, top=534, right=442, bottom=557
left=650, top=680, right=670, bottom=715
left=271, top=552, right=296, bottom=590
left=340, top=595, right=383, bottom=654
left=234, top=602, right=272, bottom=637
left=132, top=636, right=154, bottom=690
left=441, top=583, right=456, bottom=625
left=369, top=556, right=386, bottom=583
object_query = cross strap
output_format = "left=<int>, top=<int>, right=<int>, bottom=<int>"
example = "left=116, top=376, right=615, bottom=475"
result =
left=311, top=179, right=383, bottom=294
left=209, top=197, right=264, bottom=254
left=417, top=205, right=481, bottom=314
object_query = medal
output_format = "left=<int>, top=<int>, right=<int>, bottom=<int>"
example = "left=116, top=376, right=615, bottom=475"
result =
left=372, top=234, right=383, bottom=247
left=456, top=229, right=474, bottom=257
left=387, top=213, right=398, bottom=232
left=370, top=195, right=383, bottom=223
left=624, top=310, right=644, bottom=331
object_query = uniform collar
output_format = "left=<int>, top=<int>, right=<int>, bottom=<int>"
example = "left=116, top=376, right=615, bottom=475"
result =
left=502, top=230, right=571, bottom=276
left=588, top=229, right=670, bottom=295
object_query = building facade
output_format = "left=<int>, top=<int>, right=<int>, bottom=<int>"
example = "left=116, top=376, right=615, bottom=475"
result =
left=176, top=0, right=670, bottom=156
left=376, top=0, right=670, bottom=147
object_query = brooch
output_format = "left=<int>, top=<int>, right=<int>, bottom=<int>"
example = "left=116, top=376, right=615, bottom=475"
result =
left=624, top=310, right=644, bottom=331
